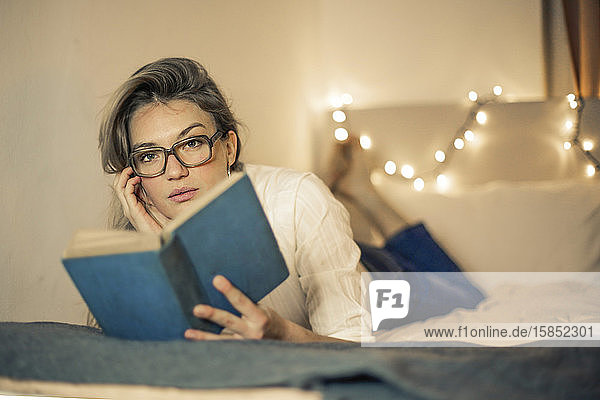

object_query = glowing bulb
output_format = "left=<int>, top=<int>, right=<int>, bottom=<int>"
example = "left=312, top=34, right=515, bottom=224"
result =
left=476, top=111, right=487, bottom=124
left=583, top=140, right=594, bottom=151
left=384, top=161, right=397, bottom=175
left=569, top=100, right=578, bottom=109
left=454, top=138, right=465, bottom=150
left=332, top=110, right=346, bottom=122
left=359, top=135, right=372, bottom=149
left=330, top=96, right=343, bottom=108
left=341, top=93, right=353, bottom=105
left=567, top=93, right=576, bottom=102
left=435, top=150, right=446, bottom=162
left=413, top=178, right=425, bottom=191
left=493, top=85, right=503, bottom=96
left=400, top=164, right=415, bottom=179
left=563, top=141, right=572, bottom=150
left=468, top=90, right=478, bottom=102
left=586, top=165, right=596, bottom=177
left=464, top=129, right=475, bottom=142
left=564, top=120, right=573, bottom=130
left=334, top=127, right=349, bottom=141
left=436, top=174, right=450, bottom=191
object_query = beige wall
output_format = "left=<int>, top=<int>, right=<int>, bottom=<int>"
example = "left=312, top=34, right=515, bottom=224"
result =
left=1, top=0, right=548, bottom=323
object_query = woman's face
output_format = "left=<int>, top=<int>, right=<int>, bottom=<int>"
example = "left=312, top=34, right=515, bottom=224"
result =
left=129, top=99, right=237, bottom=219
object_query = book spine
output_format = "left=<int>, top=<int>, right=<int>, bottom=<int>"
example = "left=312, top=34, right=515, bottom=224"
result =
left=159, top=237, right=222, bottom=334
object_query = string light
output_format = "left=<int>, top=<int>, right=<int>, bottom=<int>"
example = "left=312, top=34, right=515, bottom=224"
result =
left=586, top=165, right=596, bottom=177
left=436, top=174, right=450, bottom=191
left=435, top=150, right=446, bottom=162
left=330, top=96, right=343, bottom=108
left=468, top=91, right=478, bottom=102
left=334, top=127, right=349, bottom=141
left=401, top=164, right=415, bottom=179
left=464, top=130, right=475, bottom=142
left=332, top=88, right=597, bottom=194
left=476, top=111, right=487, bottom=124
left=384, top=161, right=397, bottom=175
left=331, top=93, right=352, bottom=144
left=332, top=110, right=346, bottom=122
left=413, top=178, right=425, bottom=191
left=359, top=135, right=372, bottom=149
left=420, top=85, right=502, bottom=191
left=564, top=97, right=600, bottom=177
left=454, top=138, right=465, bottom=150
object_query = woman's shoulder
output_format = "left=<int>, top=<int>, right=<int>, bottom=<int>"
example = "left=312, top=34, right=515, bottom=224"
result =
left=244, top=164, right=335, bottom=207
left=244, top=164, right=313, bottom=191
left=244, top=164, right=335, bottom=209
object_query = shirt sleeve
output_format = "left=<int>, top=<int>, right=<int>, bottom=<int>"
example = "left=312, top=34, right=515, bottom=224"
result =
left=293, top=173, right=369, bottom=342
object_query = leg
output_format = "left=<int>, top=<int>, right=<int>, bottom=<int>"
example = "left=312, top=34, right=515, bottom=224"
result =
left=325, top=136, right=408, bottom=244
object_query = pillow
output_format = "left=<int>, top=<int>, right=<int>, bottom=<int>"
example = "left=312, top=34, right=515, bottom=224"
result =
left=373, top=177, right=600, bottom=273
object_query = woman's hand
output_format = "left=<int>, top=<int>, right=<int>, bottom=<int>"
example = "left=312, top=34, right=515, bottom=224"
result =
left=184, top=275, right=286, bottom=341
left=113, top=167, right=170, bottom=233
left=185, top=275, right=351, bottom=343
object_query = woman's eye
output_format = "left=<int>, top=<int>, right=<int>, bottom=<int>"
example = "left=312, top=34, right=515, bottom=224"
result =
left=139, top=152, right=158, bottom=163
left=184, top=139, right=203, bottom=149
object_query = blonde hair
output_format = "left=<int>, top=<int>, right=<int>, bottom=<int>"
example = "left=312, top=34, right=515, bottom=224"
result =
left=98, top=58, right=243, bottom=230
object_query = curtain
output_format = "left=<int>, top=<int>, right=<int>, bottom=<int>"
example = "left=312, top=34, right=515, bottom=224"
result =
left=563, top=0, right=600, bottom=98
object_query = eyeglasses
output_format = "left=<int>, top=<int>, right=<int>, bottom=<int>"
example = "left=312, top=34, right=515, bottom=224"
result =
left=129, top=130, right=225, bottom=177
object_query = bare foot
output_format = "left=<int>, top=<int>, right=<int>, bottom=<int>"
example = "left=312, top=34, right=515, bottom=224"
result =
left=325, top=136, right=408, bottom=242
left=327, top=136, right=377, bottom=198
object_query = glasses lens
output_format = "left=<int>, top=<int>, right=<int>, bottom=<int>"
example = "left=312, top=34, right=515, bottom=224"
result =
left=132, top=149, right=165, bottom=176
left=174, top=136, right=211, bottom=165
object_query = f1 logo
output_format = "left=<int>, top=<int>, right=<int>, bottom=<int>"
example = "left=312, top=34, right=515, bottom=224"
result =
left=369, top=280, right=410, bottom=331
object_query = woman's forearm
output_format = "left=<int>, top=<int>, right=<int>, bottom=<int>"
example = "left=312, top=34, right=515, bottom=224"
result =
left=271, top=310, right=351, bottom=343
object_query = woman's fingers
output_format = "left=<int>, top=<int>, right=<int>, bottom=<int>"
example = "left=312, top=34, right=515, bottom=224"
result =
left=185, top=277, right=286, bottom=341
left=184, top=329, right=241, bottom=341
left=187, top=276, right=272, bottom=339
left=212, top=275, right=267, bottom=323
left=192, top=304, right=261, bottom=339
left=112, top=168, right=163, bottom=233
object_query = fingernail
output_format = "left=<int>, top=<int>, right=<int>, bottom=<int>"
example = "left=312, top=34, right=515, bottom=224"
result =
left=213, top=275, right=226, bottom=290
left=194, top=305, right=207, bottom=315
left=185, top=329, right=197, bottom=339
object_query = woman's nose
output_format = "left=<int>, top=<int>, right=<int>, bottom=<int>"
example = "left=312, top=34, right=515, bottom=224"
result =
left=164, top=154, right=189, bottom=179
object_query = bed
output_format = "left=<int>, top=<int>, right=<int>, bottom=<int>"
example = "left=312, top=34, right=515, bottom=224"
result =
left=3, top=100, right=600, bottom=399
left=1, top=322, right=599, bottom=399
left=2, top=178, right=599, bottom=399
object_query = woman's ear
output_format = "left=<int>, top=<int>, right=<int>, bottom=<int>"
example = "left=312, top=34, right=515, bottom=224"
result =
left=225, top=130, right=238, bottom=165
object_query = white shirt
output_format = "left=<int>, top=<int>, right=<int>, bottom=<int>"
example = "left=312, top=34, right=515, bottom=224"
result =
left=245, top=164, right=366, bottom=342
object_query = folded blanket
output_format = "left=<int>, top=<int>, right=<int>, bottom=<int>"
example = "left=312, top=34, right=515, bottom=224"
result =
left=1, top=322, right=598, bottom=400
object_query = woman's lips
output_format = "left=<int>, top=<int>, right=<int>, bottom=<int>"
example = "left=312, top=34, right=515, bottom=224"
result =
left=168, top=188, right=199, bottom=203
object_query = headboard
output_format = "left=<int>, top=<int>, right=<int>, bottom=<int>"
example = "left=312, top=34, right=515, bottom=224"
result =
left=317, top=98, right=600, bottom=273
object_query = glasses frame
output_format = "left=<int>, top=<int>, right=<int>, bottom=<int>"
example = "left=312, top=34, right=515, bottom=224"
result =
left=129, top=130, right=225, bottom=178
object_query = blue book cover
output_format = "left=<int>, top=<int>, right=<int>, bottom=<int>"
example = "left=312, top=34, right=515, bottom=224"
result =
left=62, top=173, right=289, bottom=340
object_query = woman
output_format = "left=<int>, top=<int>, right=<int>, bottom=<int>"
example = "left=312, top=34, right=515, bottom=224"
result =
left=98, top=57, right=366, bottom=342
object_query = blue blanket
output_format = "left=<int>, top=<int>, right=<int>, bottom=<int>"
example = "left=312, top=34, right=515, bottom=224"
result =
left=1, top=322, right=598, bottom=400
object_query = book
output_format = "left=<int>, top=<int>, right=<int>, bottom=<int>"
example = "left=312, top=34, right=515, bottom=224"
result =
left=62, top=173, right=289, bottom=340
